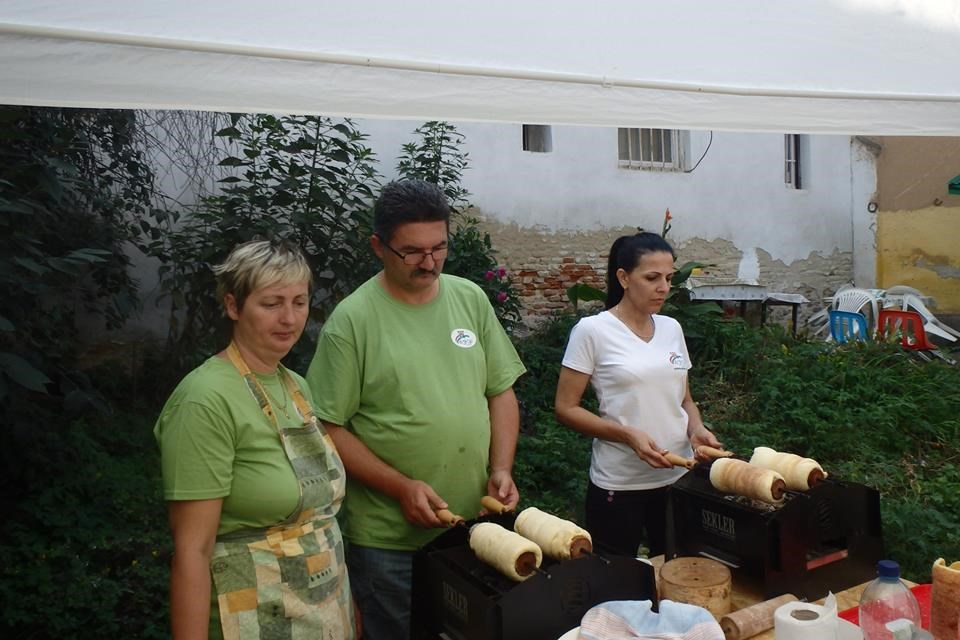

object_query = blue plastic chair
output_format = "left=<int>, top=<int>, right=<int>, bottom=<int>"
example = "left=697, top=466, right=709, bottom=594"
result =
left=829, top=309, right=869, bottom=343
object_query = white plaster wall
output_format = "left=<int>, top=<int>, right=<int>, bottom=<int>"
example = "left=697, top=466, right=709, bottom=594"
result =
left=358, top=121, right=869, bottom=278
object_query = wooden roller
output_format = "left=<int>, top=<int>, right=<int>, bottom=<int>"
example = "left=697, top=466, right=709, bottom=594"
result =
left=480, top=495, right=512, bottom=514
left=664, top=451, right=695, bottom=469
left=695, top=445, right=734, bottom=460
left=435, top=508, right=465, bottom=527
left=719, top=593, right=798, bottom=639
left=710, top=458, right=786, bottom=503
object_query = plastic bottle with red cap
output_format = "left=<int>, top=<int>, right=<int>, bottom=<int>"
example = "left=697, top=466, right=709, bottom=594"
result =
left=859, top=560, right=922, bottom=640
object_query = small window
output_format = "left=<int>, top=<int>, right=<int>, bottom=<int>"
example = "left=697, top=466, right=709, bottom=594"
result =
left=618, top=128, right=685, bottom=170
left=522, top=124, right=552, bottom=153
left=785, top=134, right=802, bottom=189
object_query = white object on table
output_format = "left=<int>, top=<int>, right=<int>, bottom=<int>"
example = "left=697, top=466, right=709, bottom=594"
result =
left=557, top=626, right=579, bottom=640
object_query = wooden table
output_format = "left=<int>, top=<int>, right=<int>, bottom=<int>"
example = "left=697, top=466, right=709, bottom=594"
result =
left=649, top=556, right=890, bottom=639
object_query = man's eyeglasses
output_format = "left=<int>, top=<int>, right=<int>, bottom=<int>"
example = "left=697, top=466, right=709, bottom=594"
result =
left=376, top=234, right=450, bottom=265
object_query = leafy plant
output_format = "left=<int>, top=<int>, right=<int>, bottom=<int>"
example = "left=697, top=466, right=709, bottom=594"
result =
left=512, top=313, right=593, bottom=518
left=144, top=113, right=382, bottom=375
left=396, top=121, right=470, bottom=211
left=0, top=106, right=159, bottom=478
left=0, top=407, right=170, bottom=639
left=566, top=282, right=606, bottom=311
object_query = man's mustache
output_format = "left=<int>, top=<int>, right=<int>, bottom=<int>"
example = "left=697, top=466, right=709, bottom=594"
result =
left=412, top=267, right=439, bottom=278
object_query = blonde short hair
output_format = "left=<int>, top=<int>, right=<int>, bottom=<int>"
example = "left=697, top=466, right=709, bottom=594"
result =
left=213, top=239, right=312, bottom=311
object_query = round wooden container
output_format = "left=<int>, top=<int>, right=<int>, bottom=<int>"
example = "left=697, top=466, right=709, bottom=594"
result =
left=659, top=557, right=732, bottom=617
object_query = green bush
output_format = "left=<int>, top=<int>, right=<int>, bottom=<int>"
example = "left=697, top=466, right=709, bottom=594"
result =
left=0, top=107, right=158, bottom=472
left=512, top=313, right=592, bottom=519
left=144, top=113, right=382, bottom=378
left=0, top=408, right=170, bottom=638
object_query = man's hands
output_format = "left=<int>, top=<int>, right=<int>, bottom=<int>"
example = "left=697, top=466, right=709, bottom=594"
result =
left=396, top=472, right=521, bottom=527
left=397, top=479, right=447, bottom=528
left=485, top=469, right=519, bottom=512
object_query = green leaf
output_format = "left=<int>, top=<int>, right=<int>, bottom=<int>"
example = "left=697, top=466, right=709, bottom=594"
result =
left=64, top=248, right=111, bottom=263
left=0, top=199, right=35, bottom=215
left=0, top=352, right=52, bottom=392
left=566, top=283, right=606, bottom=308
left=0, top=314, right=13, bottom=331
left=215, top=126, right=241, bottom=138
left=13, top=257, right=49, bottom=274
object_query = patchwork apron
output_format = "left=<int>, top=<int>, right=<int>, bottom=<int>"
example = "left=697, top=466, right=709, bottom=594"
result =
left=211, top=343, right=355, bottom=640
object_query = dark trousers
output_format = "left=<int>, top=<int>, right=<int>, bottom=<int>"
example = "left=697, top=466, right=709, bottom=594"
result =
left=347, top=544, right=413, bottom=640
left=584, top=480, right=669, bottom=557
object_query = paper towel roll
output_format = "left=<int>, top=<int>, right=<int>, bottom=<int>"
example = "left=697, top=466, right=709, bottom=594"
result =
left=773, top=594, right=838, bottom=640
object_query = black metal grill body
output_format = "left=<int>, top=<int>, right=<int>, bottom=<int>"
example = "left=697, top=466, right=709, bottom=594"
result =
left=666, top=464, right=883, bottom=601
left=411, top=513, right=657, bottom=640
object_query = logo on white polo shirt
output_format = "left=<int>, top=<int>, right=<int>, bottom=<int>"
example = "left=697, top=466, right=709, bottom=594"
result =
left=451, top=329, right=477, bottom=348
left=669, top=352, right=686, bottom=369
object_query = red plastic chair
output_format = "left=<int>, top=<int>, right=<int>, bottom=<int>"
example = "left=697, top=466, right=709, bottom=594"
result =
left=877, top=309, right=956, bottom=364
left=877, top=309, right=936, bottom=349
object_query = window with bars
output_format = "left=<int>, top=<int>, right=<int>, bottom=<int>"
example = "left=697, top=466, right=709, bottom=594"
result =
left=618, top=128, right=685, bottom=170
left=522, top=124, right=553, bottom=153
left=784, top=134, right=802, bottom=189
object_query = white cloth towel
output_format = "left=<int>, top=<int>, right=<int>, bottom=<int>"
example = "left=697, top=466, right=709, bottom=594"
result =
left=578, top=600, right=724, bottom=640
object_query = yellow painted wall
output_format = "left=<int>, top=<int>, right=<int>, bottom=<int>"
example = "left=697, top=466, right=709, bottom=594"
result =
left=876, top=207, right=960, bottom=313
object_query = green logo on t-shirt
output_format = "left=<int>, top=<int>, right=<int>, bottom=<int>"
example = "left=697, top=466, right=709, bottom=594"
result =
left=451, top=329, right=477, bottom=348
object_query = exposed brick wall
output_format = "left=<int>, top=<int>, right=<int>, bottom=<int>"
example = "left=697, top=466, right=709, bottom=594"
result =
left=480, top=218, right=855, bottom=332
left=516, top=256, right=607, bottom=317
left=481, top=223, right=629, bottom=326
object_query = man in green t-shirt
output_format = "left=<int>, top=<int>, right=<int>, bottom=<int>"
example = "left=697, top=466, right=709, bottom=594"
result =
left=306, top=179, right=526, bottom=640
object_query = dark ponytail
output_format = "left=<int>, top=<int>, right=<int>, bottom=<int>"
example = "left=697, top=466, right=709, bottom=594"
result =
left=604, top=232, right=675, bottom=309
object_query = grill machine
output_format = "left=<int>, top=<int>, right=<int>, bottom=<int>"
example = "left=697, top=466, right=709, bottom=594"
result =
left=411, top=513, right=658, bottom=640
left=666, top=461, right=883, bottom=601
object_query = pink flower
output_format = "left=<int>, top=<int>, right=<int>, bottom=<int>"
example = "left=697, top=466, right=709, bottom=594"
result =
left=496, top=291, right=509, bottom=303
left=497, top=267, right=507, bottom=278
left=484, top=270, right=495, bottom=280
left=664, top=208, right=673, bottom=222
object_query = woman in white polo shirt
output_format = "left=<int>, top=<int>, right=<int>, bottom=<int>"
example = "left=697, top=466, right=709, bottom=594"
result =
left=555, top=232, right=722, bottom=557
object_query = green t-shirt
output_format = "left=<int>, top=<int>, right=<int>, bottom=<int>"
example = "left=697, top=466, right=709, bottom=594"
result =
left=154, top=356, right=317, bottom=535
left=306, top=274, right=526, bottom=550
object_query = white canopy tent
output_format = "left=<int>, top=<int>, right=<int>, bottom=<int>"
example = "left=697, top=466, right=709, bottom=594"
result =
left=1, top=0, right=959, bottom=134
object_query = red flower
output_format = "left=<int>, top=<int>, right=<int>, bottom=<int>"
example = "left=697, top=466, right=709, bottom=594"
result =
left=484, top=270, right=495, bottom=280
left=496, top=291, right=509, bottom=303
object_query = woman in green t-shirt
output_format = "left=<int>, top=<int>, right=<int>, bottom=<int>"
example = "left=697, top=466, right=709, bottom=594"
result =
left=155, top=238, right=356, bottom=640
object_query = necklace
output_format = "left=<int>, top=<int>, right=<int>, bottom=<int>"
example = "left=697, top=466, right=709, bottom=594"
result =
left=612, top=305, right=656, bottom=340
left=262, top=374, right=291, bottom=420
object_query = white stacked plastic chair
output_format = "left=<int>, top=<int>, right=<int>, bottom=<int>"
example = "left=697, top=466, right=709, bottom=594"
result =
left=830, top=287, right=882, bottom=339
left=810, top=284, right=853, bottom=337
left=898, top=293, right=960, bottom=343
